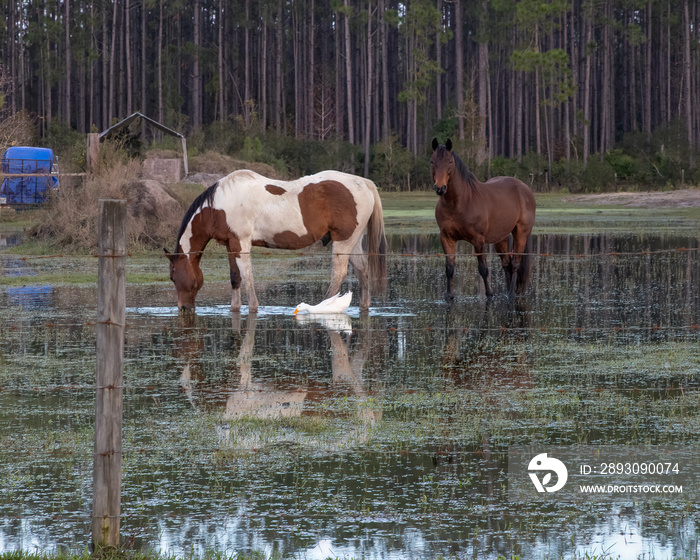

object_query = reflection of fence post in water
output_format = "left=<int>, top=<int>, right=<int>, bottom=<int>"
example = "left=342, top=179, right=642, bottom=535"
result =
left=92, top=199, right=126, bottom=548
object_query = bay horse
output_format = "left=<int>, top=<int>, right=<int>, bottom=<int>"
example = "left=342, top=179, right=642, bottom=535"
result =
left=165, top=169, right=387, bottom=313
left=431, top=138, right=536, bottom=300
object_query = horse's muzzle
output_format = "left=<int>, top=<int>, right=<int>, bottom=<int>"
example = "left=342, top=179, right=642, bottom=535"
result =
left=434, top=184, right=447, bottom=196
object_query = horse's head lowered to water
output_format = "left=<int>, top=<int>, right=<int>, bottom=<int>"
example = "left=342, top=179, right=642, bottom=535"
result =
left=430, top=137, right=455, bottom=196
left=164, top=183, right=220, bottom=311
left=166, top=169, right=387, bottom=314
left=164, top=248, right=202, bottom=311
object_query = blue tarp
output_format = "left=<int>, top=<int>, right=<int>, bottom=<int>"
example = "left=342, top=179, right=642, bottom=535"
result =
left=1, top=146, right=59, bottom=204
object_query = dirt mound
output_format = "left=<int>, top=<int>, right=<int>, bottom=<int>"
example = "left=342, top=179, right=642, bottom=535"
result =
left=567, top=188, right=700, bottom=208
left=187, top=151, right=286, bottom=182
left=125, top=179, right=182, bottom=219
left=184, top=172, right=224, bottom=186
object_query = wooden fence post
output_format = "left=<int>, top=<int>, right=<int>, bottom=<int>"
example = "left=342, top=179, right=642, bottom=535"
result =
left=87, top=133, right=100, bottom=170
left=92, top=199, right=126, bottom=549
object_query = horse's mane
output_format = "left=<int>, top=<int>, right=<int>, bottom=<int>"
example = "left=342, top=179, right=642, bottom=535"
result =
left=452, top=152, right=479, bottom=189
left=175, top=181, right=219, bottom=248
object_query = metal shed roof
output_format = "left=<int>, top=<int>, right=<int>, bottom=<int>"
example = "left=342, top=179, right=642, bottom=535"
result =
left=99, top=112, right=188, bottom=176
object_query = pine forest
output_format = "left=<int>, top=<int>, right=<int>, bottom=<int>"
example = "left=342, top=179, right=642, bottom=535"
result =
left=1, top=0, right=699, bottom=190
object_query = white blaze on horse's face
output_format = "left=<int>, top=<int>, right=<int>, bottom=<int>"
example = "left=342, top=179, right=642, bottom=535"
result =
left=178, top=221, right=195, bottom=254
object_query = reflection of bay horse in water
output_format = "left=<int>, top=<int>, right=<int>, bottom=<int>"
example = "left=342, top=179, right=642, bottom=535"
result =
left=165, top=170, right=387, bottom=312
left=431, top=138, right=536, bottom=300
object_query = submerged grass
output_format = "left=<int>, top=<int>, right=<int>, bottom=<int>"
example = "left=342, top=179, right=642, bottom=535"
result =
left=0, top=548, right=691, bottom=560
left=0, top=552, right=281, bottom=560
left=2, top=190, right=700, bottom=288
left=2, top=190, right=700, bottom=558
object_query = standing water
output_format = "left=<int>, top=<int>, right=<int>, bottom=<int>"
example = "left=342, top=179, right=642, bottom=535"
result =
left=0, top=232, right=699, bottom=559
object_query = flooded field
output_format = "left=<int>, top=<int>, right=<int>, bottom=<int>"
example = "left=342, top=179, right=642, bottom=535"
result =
left=1, top=230, right=700, bottom=559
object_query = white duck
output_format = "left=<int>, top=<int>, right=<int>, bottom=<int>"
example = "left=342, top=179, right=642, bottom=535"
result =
left=293, top=291, right=353, bottom=315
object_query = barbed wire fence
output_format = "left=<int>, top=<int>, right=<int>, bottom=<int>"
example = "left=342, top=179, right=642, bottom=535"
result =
left=1, top=223, right=700, bottom=550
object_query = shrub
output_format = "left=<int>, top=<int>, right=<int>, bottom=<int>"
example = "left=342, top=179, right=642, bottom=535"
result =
left=0, top=110, right=38, bottom=150
left=371, top=134, right=416, bottom=191
left=579, top=155, right=616, bottom=192
left=489, top=156, right=522, bottom=181
left=31, top=145, right=182, bottom=252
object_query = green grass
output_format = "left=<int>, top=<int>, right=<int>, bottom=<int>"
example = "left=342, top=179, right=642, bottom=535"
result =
left=379, top=190, right=700, bottom=235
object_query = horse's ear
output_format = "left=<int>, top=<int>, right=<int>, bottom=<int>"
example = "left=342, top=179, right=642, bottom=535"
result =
left=432, top=138, right=439, bottom=152
left=445, top=138, right=452, bottom=151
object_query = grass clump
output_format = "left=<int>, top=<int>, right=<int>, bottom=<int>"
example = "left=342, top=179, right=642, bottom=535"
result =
left=29, top=144, right=183, bottom=253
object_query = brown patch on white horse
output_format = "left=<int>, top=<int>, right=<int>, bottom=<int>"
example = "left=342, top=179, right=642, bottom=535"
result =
left=272, top=181, right=358, bottom=249
left=265, top=184, right=286, bottom=195
left=167, top=169, right=387, bottom=313
left=299, top=181, right=358, bottom=241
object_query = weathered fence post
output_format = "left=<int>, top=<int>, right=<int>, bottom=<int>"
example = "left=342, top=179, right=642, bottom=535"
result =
left=92, top=199, right=126, bottom=549
left=87, top=133, right=100, bottom=171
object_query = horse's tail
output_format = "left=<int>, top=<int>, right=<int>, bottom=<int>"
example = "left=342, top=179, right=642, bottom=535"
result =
left=366, top=182, right=388, bottom=293
left=516, top=235, right=533, bottom=294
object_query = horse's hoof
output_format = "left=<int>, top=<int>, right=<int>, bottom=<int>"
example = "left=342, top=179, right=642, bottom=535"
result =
left=444, top=292, right=454, bottom=303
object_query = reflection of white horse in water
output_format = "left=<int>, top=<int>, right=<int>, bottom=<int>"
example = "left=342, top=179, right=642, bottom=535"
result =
left=178, top=314, right=381, bottom=447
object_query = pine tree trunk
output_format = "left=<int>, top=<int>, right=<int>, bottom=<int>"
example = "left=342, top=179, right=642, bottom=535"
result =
left=218, top=0, right=224, bottom=122
left=583, top=10, right=592, bottom=167
left=109, top=0, right=118, bottom=123
left=308, top=0, right=315, bottom=137
left=158, top=0, right=163, bottom=129
left=600, top=0, right=612, bottom=161
left=90, top=3, right=95, bottom=128
left=344, top=0, right=354, bottom=144
left=364, top=2, right=373, bottom=177
left=141, top=0, right=146, bottom=118
left=244, top=0, right=250, bottom=127
left=477, top=0, right=488, bottom=166
left=644, top=2, right=652, bottom=139
left=455, top=0, right=464, bottom=140
left=293, top=10, right=301, bottom=137
left=276, top=0, right=283, bottom=132
left=684, top=0, right=694, bottom=163
left=125, top=0, right=132, bottom=115
left=8, top=1, right=15, bottom=113
left=380, top=0, right=390, bottom=139
left=102, top=3, right=108, bottom=128
left=261, top=8, right=267, bottom=129
left=516, top=67, right=523, bottom=164
left=193, top=0, right=201, bottom=129
left=436, top=0, right=443, bottom=121
left=65, top=0, right=71, bottom=126
left=535, top=68, right=541, bottom=155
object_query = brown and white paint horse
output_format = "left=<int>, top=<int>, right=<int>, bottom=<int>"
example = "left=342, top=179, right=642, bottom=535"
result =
left=165, top=169, right=387, bottom=312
